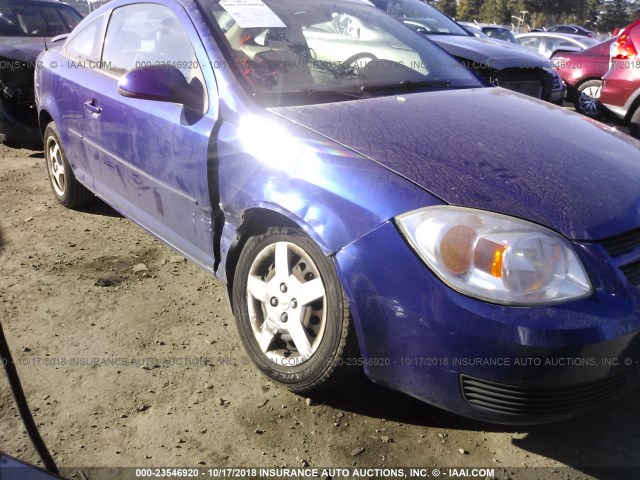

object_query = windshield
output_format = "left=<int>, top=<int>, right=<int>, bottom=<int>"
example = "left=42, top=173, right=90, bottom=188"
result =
left=0, top=4, right=82, bottom=37
left=197, top=0, right=482, bottom=106
left=483, top=27, right=517, bottom=44
left=370, top=0, right=469, bottom=36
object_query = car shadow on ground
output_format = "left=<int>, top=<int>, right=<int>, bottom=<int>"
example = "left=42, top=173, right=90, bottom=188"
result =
left=312, top=375, right=520, bottom=432
left=513, top=391, right=640, bottom=480
left=14, top=148, right=121, bottom=218
left=1, top=136, right=43, bottom=152
left=77, top=199, right=122, bottom=218
left=313, top=376, right=640, bottom=478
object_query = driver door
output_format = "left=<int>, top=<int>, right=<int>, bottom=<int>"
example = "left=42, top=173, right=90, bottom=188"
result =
left=81, top=3, right=218, bottom=269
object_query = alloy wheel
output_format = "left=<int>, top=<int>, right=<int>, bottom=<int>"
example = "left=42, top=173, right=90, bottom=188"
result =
left=46, top=136, right=66, bottom=197
left=246, top=241, right=327, bottom=365
left=578, top=84, right=601, bottom=117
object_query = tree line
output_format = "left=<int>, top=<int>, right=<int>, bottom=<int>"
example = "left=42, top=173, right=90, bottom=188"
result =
left=430, top=0, right=639, bottom=33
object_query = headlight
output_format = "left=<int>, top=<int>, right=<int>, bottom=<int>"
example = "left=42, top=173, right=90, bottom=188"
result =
left=545, top=67, right=562, bottom=87
left=396, top=206, right=592, bottom=306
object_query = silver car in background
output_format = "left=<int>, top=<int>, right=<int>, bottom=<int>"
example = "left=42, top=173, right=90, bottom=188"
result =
left=516, top=32, right=601, bottom=58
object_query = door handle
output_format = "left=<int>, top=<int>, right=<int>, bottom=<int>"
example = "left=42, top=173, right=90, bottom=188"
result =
left=84, top=100, right=102, bottom=116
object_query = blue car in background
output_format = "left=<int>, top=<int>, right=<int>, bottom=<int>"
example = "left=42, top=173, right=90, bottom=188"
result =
left=35, top=0, right=640, bottom=424
left=0, top=0, right=83, bottom=146
left=370, top=0, right=565, bottom=104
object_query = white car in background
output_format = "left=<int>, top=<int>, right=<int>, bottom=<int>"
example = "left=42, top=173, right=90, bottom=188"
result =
left=516, top=32, right=601, bottom=58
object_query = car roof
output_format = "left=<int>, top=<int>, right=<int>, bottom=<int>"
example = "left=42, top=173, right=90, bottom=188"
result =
left=481, top=26, right=513, bottom=32
left=463, top=23, right=511, bottom=30
left=550, top=24, right=589, bottom=30
left=0, top=0, right=78, bottom=6
left=516, top=32, right=590, bottom=40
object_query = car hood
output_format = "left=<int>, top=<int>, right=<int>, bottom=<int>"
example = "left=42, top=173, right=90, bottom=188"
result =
left=428, top=35, right=549, bottom=70
left=268, top=88, right=640, bottom=241
left=0, top=37, right=47, bottom=62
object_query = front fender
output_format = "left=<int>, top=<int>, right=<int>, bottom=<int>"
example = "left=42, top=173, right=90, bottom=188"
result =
left=35, top=52, right=64, bottom=139
left=214, top=116, right=444, bottom=282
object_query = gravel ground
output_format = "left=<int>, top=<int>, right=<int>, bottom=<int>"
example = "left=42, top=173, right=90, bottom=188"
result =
left=0, top=111, right=638, bottom=480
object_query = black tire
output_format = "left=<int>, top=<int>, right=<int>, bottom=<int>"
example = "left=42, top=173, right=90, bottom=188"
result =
left=630, top=108, right=640, bottom=140
left=232, top=227, right=360, bottom=393
left=43, top=122, right=93, bottom=209
left=573, top=80, right=602, bottom=118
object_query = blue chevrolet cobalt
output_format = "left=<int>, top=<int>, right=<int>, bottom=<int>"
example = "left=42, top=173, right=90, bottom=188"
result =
left=35, top=0, right=640, bottom=424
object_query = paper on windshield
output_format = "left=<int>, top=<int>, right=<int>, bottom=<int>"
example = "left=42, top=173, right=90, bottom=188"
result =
left=219, top=0, right=287, bottom=29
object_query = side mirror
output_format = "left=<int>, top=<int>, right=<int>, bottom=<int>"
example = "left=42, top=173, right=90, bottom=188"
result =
left=118, top=64, right=191, bottom=105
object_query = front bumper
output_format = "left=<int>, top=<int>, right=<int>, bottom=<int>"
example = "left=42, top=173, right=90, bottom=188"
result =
left=335, top=221, right=640, bottom=424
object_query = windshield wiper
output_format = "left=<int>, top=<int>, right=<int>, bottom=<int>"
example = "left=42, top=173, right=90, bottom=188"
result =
left=257, top=81, right=457, bottom=107
left=299, top=89, right=362, bottom=99
left=256, top=89, right=362, bottom=107
left=420, top=32, right=468, bottom=36
left=359, top=80, right=452, bottom=93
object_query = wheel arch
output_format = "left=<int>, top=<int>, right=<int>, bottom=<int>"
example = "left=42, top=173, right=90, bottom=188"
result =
left=573, top=77, right=602, bottom=94
left=37, top=100, right=66, bottom=147
left=38, top=110, right=54, bottom=139
left=630, top=105, right=640, bottom=139
left=626, top=92, right=640, bottom=123
left=224, top=207, right=331, bottom=314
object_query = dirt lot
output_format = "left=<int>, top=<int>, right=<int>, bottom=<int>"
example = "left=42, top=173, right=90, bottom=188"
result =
left=0, top=137, right=639, bottom=480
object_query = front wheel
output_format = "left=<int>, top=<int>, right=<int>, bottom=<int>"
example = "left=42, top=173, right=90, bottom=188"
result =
left=43, top=122, right=92, bottom=209
left=232, top=227, right=360, bottom=393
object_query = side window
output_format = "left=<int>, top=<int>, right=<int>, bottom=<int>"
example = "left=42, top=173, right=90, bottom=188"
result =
left=519, top=37, right=541, bottom=51
left=0, top=7, right=22, bottom=36
left=102, top=4, right=202, bottom=81
left=14, top=6, right=46, bottom=35
left=558, top=39, right=577, bottom=48
left=65, top=18, right=102, bottom=61
left=545, top=38, right=577, bottom=56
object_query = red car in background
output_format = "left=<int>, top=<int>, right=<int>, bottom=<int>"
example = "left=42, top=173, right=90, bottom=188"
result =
left=599, top=18, right=640, bottom=139
left=552, top=37, right=616, bottom=118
